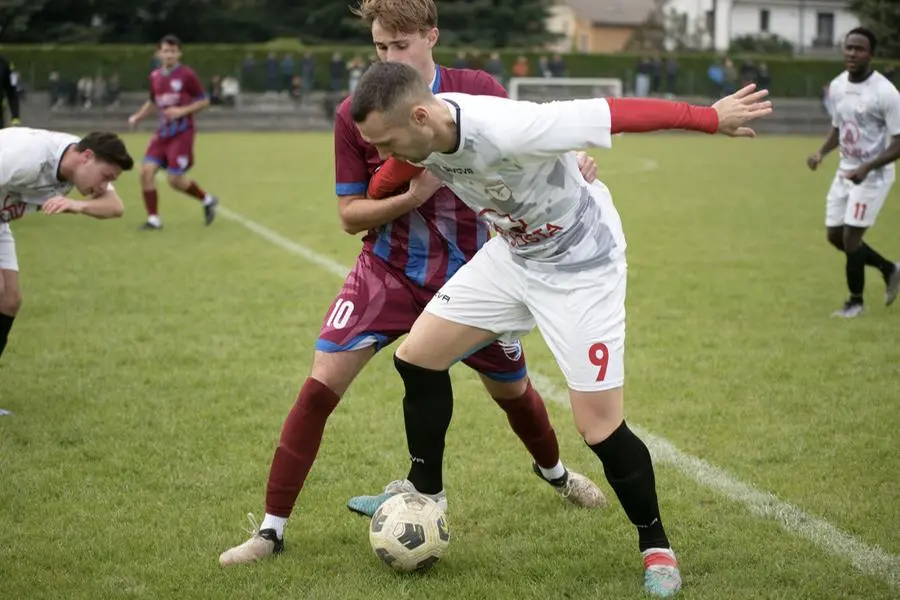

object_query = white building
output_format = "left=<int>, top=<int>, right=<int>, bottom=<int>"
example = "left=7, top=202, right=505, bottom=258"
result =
left=666, top=0, right=859, bottom=53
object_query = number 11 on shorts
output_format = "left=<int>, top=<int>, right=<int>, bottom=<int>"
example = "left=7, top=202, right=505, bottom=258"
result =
left=853, top=202, right=867, bottom=222
left=589, top=343, right=609, bottom=382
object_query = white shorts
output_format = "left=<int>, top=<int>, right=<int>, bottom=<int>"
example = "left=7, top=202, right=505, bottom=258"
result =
left=0, top=224, right=18, bottom=272
left=425, top=236, right=626, bottom=392
left=825, top=171, right=894, bottom=228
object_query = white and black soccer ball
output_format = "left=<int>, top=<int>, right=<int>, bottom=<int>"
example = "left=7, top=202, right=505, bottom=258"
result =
left=369, top=492, right=450, bottom=573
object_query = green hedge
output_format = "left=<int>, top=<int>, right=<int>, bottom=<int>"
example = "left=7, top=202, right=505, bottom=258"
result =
left=2, top=42, right=897, bottom=97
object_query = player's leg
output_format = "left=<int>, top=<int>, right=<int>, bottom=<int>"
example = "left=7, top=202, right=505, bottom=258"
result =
left=0, top=225, right=21, bottom=360
left=347, top=238, right=531, bottom=516
left=164, top=132, right=218, bottom=226
left=530, top=257, right=680, bottom=598
left=833, top=178, right=898, bottom=317
left=465, top=345, right=606, bottom=508
left=139, top=139, right=165, bottom=229
left=219, top=254, right=414, bottom=566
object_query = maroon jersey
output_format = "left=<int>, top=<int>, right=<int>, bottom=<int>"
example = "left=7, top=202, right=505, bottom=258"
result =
left=334, top=66, right=505, bottom=292
left=149, top=64, right=206, bottom=139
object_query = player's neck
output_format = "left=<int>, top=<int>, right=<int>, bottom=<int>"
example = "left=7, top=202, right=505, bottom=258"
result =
left=433, top=100, right=458, bottom=154
left=57, top=146, right=77, bottom=182
left=848, top=68, right=873, bottom=83
left=419, top=61, right=437, bottom=89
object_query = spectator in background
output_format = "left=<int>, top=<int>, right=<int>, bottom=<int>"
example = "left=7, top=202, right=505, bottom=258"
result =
left=209, top=75, right=224, bottom=106
left=757, top=62, right=771, bottom=90
left=77, top=76, right=93, bottom=109
left=452, top=51, right=469, bottom=69
left=549, top=53, right=567, bottom=77
left=222, top=75, right=240, bottom=107
left=739, top=58, right=757, bottom=87
left=665, top=55, right=678, bottom=97
left=485, top=52, right=504, bottom=84
left=48, top=71, right=63, bottom=108
left=512, top=55, right=530, bottom=78
left=150, top=49, right=162, bottom=71
left=650, top=54, right=662, bottom=95
left=301, top=52, right=315, bottom=92
left=330, top=52, right=346, bottom=92
left=0, top=55, right=20, bottom=126
left=538, top=56, right=552, bottom=77
left=723, top=57, right=737, bottom=94
left=348, top=55, right=365, bottom=95
left=92, top=75, right=106, bottom=108
left=266, top=52, right=278, bottom=92
left=281, top=53, right=295, bottom=93
left=289, top=75, right=303, bottom=103
left=242, top=53, right=256, bottom=89
left=106, top=74, right=121, bottom=108
left=634, top=56, right=652, bottom=97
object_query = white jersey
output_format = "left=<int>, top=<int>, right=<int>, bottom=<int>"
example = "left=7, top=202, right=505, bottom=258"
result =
left=0, top=127, right=79, bottom=224
left=419, top=93, right=625, bottom=270
left=828, top=70, right=900, bottom=177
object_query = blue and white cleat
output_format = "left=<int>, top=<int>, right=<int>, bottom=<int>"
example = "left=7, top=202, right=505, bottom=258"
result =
left=642, top=548, right=682, bottom=598
left=347, top=479, right=447, bottom=518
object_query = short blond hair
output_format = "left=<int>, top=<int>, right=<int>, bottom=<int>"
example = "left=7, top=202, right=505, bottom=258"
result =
left=351, top=0, right=438, bottom=34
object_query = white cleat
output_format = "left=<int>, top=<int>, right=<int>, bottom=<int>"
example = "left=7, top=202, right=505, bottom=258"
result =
left=218, top=513, right=284, bottom=567
left=831, top=302, right=864, bottom=319
left=533, top=464, right=607, bottom=508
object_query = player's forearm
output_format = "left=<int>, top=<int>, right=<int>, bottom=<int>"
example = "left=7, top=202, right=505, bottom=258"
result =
left=817, top=128, right=839, bottom=157
left=181, top=98, right=210, bottom=116
left=132, top=101, right=155, bottom=121
left=368, top=159, right=425, bottom=199
left=863, top=136, right=900, bottom=172
left=606, top=98, right=719, bottom=135
left=338, top=193, right=421, bottom=234
left=79, top=194, right=124, bottom=219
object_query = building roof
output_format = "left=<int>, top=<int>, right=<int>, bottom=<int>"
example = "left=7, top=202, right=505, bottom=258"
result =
left=562, top=0, right=657, bottom=26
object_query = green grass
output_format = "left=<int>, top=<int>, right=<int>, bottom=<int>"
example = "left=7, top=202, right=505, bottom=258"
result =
left=1, top=132, right=898, bottom=600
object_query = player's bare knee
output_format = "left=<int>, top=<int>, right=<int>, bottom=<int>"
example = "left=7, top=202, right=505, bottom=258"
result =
left=139, top=164, right=157, bottom=188
left=577, top=417, right=624, bottom=446
left=167, top=173, right=188, bottom=190
left=481, top=375, right=528, bottom=400
left=309, top=349, right=373, bottom=397
left=0, top=288, right=21, bottom=316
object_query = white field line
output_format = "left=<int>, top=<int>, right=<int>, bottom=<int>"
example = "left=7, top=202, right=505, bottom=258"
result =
left=219, top=205, right=900, bottom=590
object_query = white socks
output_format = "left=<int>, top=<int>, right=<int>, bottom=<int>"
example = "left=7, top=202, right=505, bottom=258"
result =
left=260, top=513, right=287, bottom=539
left=538, top=460, right=566, bottom=481
left=147, top=214, right=161, bottom=226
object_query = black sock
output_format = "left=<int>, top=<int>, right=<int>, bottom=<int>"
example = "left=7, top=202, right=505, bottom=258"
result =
left=588, top=421, right=669, bottom=552
left=0, top=313, right=14, bottom=359
left=862, top=243, right=896, bottom=282
left=846, top=246, right=867, bottom=304
left=395, top=354, right=453, bottom=495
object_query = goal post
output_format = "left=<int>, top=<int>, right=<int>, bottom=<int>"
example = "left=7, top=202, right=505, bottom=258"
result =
left=507, top=77, right=624, bottom=102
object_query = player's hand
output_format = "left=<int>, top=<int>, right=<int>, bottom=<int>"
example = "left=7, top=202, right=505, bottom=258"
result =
left=407, top=170, right=443, bottom=207
left=128, top=115, right=140, bottom=129
left=576, top=151, right=598, bottom=183
left=841, top=164, right=871, bottom=185
left=163, top=107, right=186, bottom=120
left=712, top=84, right=773, bottom=138
left=41, top=196, right=84, bottom=216
left=807, top=152, right=823, bottom=171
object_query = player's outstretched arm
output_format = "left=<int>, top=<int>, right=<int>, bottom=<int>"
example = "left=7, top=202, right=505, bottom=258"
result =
left=128, top=100, right=156, bottom=128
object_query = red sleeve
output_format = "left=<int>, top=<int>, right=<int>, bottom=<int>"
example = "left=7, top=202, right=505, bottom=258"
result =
left=185, top=69, right=206, bottom=100
left=606, top=97, right=719, bottom=135
left=473, top=70, right=508, bottom=99
left=334, top=105, right=371, bottom=197
left=367, top=158, right=424, bottom=199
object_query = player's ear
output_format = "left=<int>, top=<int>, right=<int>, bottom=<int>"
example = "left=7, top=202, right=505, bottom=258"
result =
left=411, top=105, right=429, bottom=127
left=425, top=27, right=439, bottom=49
left=80, top=149, right=95, bottom=164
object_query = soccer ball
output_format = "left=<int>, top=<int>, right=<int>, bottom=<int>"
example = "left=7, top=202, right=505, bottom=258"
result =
left=369, top=492, right=450, bottom=572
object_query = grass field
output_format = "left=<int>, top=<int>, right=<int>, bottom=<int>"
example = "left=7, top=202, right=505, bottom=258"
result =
left=1, top=132, right=898, bottom=600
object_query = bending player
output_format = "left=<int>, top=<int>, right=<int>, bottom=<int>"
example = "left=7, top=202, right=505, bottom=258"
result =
left=129, top=35, right=218, bottom=230
left=346, top=61, right=773, bottom=597
left=218, top=0, right=605, bottom=567
left=0, top=128, right=133, bottom=362
left=806, top=27, right=900, bottom=317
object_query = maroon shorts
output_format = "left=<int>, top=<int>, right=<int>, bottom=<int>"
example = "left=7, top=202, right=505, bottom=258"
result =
left=315, top=251, right=527, bottom=382
left=144, top=130, right=195, bottom=174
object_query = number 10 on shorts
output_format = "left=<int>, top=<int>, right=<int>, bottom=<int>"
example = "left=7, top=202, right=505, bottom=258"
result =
left=589, top=342, right=609, bottom=382
left=326, top=299, right=355, bottom=330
